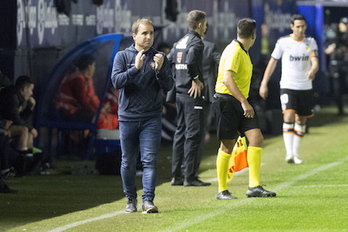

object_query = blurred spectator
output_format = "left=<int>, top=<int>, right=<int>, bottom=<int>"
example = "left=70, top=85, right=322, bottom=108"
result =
left=0, top=71, right=11, bottom=90
left=325, top=17, right=348, bottom=115
left=56, top=54, right=100, bottom=122
left=0, top=119, right=18, bottom=178
left=202, top=24, right=221, bottom=142
left=157, top=42, right=172, bottom=55
left=157, top=42, right=177, bottom=144
left=97, top=88, right=119, bottom=129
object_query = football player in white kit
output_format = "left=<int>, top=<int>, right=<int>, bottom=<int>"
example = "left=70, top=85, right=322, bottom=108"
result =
left=259, top=14, right=319, bottom=164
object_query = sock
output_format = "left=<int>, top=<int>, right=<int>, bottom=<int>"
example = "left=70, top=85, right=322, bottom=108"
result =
left=283, top=123, right=294, bottom=156
left=247, top=146, right=262, bottom=188
left=216, top=149, right=232, bottom=193
left=293, top=123, right=306, bottom=157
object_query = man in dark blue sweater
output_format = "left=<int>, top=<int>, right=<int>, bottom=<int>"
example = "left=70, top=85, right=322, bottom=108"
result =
left=111, top=18, right=174, bottom=214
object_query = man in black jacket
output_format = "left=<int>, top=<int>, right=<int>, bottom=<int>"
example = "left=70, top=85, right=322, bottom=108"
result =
left=168, top=10, right=210, bottom=187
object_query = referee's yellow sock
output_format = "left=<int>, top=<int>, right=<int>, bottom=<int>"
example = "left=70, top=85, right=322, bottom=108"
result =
left=216, top=149, right=232, bottom=193
left=247, top=146, right=262, bottom=188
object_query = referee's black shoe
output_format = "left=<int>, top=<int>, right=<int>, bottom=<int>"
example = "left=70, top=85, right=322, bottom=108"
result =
left=246, top=185, right=276, bottom=197
left=216, top=190, right=237, bottom=200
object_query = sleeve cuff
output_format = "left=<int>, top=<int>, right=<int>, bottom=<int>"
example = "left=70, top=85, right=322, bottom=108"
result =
left=128, top=66, right=140, bottom=76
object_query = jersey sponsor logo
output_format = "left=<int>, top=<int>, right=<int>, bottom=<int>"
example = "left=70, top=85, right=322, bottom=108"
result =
left=177, top=52, right=182, bottom=63
left=175, top=64, right=187, bottom=70
left=289, top=55, right=309, bottom=61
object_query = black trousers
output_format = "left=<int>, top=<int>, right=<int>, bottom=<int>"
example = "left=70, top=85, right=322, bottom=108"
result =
left=172, top=94, right=205, bottom=183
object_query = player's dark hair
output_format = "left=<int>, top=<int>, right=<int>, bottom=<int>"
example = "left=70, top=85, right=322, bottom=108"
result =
left=291, top=14, right=307, bottom=25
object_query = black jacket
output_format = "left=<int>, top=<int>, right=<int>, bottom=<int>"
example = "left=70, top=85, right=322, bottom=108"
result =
left=168, top=30, right=205, bottom=96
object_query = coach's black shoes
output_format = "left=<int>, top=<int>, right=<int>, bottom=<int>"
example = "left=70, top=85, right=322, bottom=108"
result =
left=171, top=177, right=184, bottom=186
left=184, top=179, right=211, bottom=187
left=246, top=185, right=276, bottom=197
left=142, top=201, right=159, bottom=214
left=216, top=190, right=237, bottom=200
left=125, top=198, right=137, bottom=213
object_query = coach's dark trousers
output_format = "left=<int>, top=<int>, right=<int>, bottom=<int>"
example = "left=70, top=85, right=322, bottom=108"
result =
left=172, top=94, right=205, bottom=183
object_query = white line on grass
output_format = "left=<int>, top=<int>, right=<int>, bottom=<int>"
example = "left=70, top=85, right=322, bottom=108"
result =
left=159, top=156, right=348, bottom=232
left=47, top=211, right=124, bottom=232
left=291, top=184, right=348, bottom=188
left=274, top=156, right=348, bottom=191
left=48, top=156, right=348, bottom=232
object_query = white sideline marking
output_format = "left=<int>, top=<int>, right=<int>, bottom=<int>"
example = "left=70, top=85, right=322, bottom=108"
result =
left=160, top=156, right=348, bottom=232
left=48, top=156, right=348, bottom=232
left=274, top=156, right=348, bottom=191
left=47, top=211, right=124, bottom=232
left=292, top=184, right=348, bottom=188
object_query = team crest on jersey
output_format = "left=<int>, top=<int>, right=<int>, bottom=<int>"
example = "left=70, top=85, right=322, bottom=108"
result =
left=177, top=52, right=183, bottom=63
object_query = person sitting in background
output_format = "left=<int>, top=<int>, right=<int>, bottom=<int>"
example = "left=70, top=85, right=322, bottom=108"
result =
left=0, top=71, right=11, bottom=91
left=56, top=54, right=100, bottom=123
left=97, top=101, right=119, bottom=129
left=0, top=73, right=20, bottom=179
left=325, top=17, right=348, bottom=115
left=0, top=119, right=18, bottom=178
left=0, top=75, right=44, bottom=176
left=97, top=87, right=119, bottom=130
left=0, top=75, right=38, bottom=156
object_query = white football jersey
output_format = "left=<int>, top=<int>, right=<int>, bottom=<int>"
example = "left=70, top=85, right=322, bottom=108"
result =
left=271, top=35, right=318, bottom=90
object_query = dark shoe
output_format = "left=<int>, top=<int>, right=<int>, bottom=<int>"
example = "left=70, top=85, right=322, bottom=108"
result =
left=246, top=185, right=276, bottom=197
left=125, top=198, right=137, bottom=213
left=0, top=181, right=18, bottom=194
left=1, top=168, right=16, bottom=179
left=0, top=187, right=18, bottom=194
left=142, top=201, right=159, bottom=214
left=184, top=179, right=211, bottom=187
left=285, top=153, right=294, bottom=164
left=171, top=177, right=183, bottom=186
left=216, top=190, right=237, bottom=200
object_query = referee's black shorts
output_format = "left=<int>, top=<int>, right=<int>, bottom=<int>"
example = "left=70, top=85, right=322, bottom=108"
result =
left=213, top=93, right=259, bottom=140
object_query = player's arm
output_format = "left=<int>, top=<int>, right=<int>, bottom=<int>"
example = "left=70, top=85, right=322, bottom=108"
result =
left=223, top=70, right=254, bottom=118
left=259, top=57, right=278, bottom=99
left=307, top=51, right=319, bottom=81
